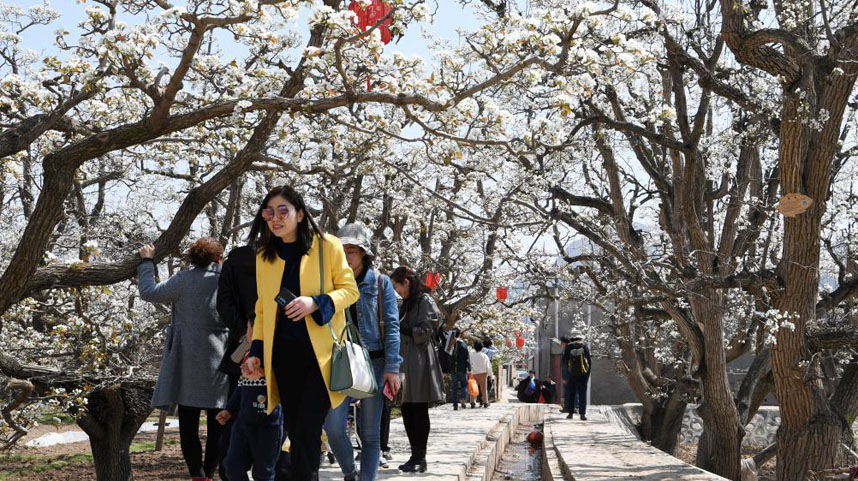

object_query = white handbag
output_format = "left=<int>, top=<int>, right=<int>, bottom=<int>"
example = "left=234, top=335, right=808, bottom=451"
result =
left=329, top=309, right=378, bottom=399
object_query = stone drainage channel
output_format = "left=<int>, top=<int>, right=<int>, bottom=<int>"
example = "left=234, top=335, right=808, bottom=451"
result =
left=463, top=404, right=567, bottom=481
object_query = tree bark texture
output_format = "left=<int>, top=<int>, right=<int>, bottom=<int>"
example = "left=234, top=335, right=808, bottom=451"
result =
left=78, top=384, right=153, bottom=481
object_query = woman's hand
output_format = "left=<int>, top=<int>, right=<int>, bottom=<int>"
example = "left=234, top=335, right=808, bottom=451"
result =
left=283, top=296, right=317, bottom=321
left=383, top=372, right=401, bottom=395
left=138, top=243, right=155, bottom=259
left=243, top=356, right=263, bottom=380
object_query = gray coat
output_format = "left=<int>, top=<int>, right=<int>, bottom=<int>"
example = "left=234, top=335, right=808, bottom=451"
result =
left=137, top=261, right=229, bottom=410
left=399, top=293, right=446, bottom=404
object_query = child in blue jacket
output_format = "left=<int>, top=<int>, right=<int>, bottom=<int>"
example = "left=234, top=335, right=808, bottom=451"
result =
left=216, top=374, right=283, bottom=481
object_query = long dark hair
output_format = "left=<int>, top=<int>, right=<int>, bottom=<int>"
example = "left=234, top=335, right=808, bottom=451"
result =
left=390, top=265, right=430, bottom=311
left=251, top=185, right=323, bottom=262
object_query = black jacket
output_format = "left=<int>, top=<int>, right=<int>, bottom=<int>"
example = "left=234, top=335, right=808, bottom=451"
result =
left=454, top=339, right=470, bottom=372
left=216, top=245, right=258, bottom=374
left=516, top=376, right=540, bottom=403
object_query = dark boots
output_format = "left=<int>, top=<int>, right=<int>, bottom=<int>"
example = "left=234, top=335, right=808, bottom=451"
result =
left=398, top=449, right=427, bottom=473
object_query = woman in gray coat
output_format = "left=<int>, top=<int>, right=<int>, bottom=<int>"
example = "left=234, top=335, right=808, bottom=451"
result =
left=390, top=266, right=445, bottom=473
left=138, top=238, right=229, bottom=481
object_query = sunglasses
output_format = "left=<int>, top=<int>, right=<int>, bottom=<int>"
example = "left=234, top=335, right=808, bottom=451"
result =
left=261, top=205, right=293, bottom=222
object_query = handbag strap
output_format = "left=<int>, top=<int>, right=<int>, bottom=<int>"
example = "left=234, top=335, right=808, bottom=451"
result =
left=376, top=270, right=385, bottom=341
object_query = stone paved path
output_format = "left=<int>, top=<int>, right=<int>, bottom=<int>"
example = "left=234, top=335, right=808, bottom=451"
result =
left=547, top=407, right=728, bottom=480
left=317, top=400, right=729, bottom=480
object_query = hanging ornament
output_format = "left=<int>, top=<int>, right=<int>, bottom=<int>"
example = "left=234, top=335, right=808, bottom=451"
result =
left=516, top=336, right=525, bottom=349
left=348, top=0, right=393, bottom=90
left=496, top=286, right=508, bottom=302
left=425, top=271, right=440, bottom=290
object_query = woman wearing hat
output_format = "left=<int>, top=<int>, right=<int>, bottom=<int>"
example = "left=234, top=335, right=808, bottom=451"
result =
left=323, top=222, right=402, bottom=481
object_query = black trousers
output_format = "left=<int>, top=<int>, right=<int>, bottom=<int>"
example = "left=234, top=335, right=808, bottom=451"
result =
left=219, top=371, right=241, bottom=481
left=568, top=375, right=589, bottom=415
left=177, top=405, right=224, bottom=478
left=400, top=402, right=430, bottom=458
left=224, top=421, right=283, bottom=481
left=272, top=338, right=331, bottom=480
left=380, top=401, right=391, bottom=452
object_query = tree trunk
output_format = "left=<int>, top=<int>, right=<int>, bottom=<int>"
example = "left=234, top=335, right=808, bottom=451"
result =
left=771, top=75, right=856, bottom=480
left=693, top=296, right=743, bottom=481
left=647, top=393, right=687, bottom=454
left=77, top=384, right=153, bottom=481
left=90, top=433, right=135, bottom=481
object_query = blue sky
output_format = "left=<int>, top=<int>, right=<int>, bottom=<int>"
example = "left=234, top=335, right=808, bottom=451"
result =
left=21, top=0, right=482, bottom=67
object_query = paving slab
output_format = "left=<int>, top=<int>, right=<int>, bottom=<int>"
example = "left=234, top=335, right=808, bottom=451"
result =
left=546, top=407, right=727, bottom=481
left=319, top=401, right=521, bottom=480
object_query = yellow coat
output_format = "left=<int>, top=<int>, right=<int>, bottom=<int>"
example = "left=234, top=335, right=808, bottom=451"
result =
left=253, top=234, right=359, bottom=414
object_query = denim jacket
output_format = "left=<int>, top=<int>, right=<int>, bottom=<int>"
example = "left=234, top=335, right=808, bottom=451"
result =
left=353, top=268, right=402, bottom=373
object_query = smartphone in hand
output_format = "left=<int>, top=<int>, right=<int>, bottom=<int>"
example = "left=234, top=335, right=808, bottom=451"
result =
left=383, top=380, right=394, bottom=401
left=275, top=287, right=297, bottom=307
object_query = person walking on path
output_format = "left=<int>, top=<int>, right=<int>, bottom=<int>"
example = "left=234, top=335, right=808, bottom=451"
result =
left=563, top=332, right=592, bottom=420
left=137, top=238, right=229, bottom=481
left=451, top=333, right=470, bottom=410
left=390, top=266, right=446, bottom=473
left=216, top=227, right=262, bottom=481
left=323, top=222, right=402, bottom=481
left=217, top=367, right=283, bottom=481
left=482, top=338, right=499, bottom=361
left=469, top=341, right=492, bottom=408
left=243, top=185, right=359, bottom=481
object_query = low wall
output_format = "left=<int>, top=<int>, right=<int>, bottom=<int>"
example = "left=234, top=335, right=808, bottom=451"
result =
left=604, top=404, right=858, bottom=447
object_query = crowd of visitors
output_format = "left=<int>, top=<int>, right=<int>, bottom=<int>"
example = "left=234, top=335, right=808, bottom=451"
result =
left=137, top=184, right=590, bottom=481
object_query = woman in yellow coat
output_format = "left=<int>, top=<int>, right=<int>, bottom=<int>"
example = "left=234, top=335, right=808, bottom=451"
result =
left=244, top=185, right=359, bottom=480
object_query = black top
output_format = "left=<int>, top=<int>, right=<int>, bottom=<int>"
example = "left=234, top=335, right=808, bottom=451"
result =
left=348, top=264, right=369, bottom=328
left=274, top=238, right=310, bottom=344
left=217, top=245, right=258, bottom=374
left=455, top=339, right=470, bottom=372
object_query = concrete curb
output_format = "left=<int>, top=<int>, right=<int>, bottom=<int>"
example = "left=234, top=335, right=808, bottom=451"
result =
left=541, top=405, right=570, bottom=481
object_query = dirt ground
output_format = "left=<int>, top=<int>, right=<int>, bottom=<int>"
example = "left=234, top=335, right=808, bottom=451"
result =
left=1, top=428, right=192, bottom=481
left=3, top=424, right=779, bottom=480
left=674, top=443, right=776, bottom=481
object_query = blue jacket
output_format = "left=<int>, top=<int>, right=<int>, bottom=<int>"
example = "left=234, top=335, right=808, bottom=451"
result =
left=225, top=377, right=283, bottom=426
left=352, top=268, right=402, bottom=373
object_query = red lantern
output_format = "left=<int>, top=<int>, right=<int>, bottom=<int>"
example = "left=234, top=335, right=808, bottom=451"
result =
left=496, top=286, right=508, bottom=302
left=516, top=336, right=525, bottom=349
left=349, top=0, right=393, bottom=44
left=505, top=337, right=512, bottom=348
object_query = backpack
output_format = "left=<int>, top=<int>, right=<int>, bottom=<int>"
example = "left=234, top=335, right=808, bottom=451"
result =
left=566, top=346, right=590, bottom=376
left=436, top=326, right=455, bottom=374
left=438, top=348, right=454, bottom=373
